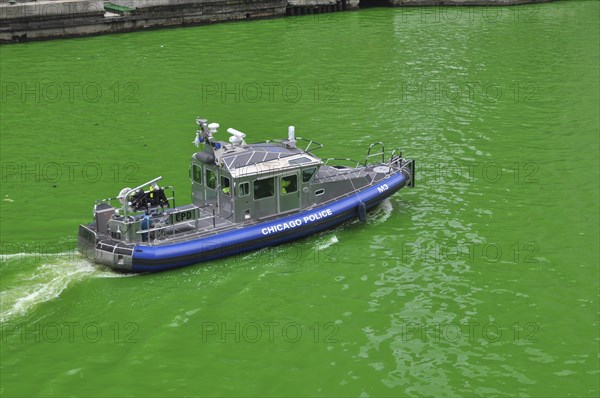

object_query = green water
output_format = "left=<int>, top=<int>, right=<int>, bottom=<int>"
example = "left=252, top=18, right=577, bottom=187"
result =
left=1, top=1, right=599, bottom=396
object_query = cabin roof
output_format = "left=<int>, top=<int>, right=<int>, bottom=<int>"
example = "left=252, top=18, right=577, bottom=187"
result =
left=218, top=142, right=321, bottom=178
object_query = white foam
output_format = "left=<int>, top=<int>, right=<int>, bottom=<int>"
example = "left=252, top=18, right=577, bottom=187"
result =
left=0, top=251, right=74, bottom=262
left=367, top=198, right=393, bottom=225
left=0, top=253, right=128, bottom=323
left=1, top=259, right=91, bottom=323
left=316, top=234, right=339, bottom=251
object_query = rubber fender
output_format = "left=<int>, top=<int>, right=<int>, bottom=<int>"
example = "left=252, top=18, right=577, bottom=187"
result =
left=358, top=202, right=367, bottom=222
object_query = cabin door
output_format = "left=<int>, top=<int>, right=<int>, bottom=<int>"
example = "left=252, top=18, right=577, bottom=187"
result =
left=218, top=174, right=232, bottom=219
left=204, top=167, right=217, bottom=206
left=191, top=163, right=205, bottom=206
left=279, top=173, right=300, bottom=213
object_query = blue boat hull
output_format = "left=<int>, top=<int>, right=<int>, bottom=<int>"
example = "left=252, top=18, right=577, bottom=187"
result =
left=130, top=172, right=409, bottom=272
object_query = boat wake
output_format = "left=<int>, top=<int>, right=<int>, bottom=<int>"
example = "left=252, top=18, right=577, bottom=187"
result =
left=0, top=251, right=75, bottom=262
left=316, top=234, right=339, bottom=251
left=347, top=198, right=394, bottom=228
left=0, top=251, right=127, bottom=323
left=367, top=198, right=394, bottom=226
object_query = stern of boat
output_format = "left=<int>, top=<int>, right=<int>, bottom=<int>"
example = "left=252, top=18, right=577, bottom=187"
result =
left=78, top=223, right=135, bottom=271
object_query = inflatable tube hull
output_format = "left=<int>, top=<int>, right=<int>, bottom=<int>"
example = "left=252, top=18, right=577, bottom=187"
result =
left=130, top=172, right=408, bottom=272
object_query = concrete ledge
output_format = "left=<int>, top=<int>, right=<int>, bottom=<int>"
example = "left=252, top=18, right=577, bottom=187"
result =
left=0, top=0, right=104, bottom=22
left=389, top=0, right=553, bottom=5
left=0, top=0, right=555, bottom=44
left=288, top=0, right=338, bottom=5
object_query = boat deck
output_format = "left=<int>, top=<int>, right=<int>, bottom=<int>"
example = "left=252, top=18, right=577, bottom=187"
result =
left=88, top=159, right=414, bottom=253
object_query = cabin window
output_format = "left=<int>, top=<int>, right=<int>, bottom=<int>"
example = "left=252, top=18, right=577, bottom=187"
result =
left=221, top=176, right=231, bottom=196
left=192, top=164, right=202, bottom=184
left=238, top=182, right=250, bottom=197
left=281, top=175, right=297, bottom=195
left=254, top=177, right=275, bottom=200
left=206, top=169, right=216, bottom=190
left=289, top=156, right=312, bottom=165
left=302, top=167, right=317, bottom=183
left=315, top=189, right=325, bottom=196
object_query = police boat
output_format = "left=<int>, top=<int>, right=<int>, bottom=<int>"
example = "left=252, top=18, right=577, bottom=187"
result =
left=77, top=117, right=415, bottom=272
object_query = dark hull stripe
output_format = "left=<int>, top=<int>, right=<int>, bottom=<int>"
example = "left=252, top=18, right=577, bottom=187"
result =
left=132, top=205, right=355, bottom=271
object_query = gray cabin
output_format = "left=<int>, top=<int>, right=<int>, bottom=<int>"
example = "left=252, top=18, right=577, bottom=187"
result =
left=190, top=121, right=324, bottom=223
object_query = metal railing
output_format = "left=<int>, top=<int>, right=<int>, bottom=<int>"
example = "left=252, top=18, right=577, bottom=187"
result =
left=263, top=137, right=324, bottom=153
left=323, top=157, right=362, bottom=168
left=364, top=142, right=385, bottom=166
